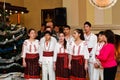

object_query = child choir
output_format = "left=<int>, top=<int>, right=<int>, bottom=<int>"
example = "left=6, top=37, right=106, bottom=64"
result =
left=21, top=21, right=117, bottom=80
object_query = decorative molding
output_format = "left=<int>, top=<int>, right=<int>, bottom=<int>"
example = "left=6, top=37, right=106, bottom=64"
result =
left=91, top=25, right=120, bottom=35
left=71, top=25, right=120, bottom=35
left=92, top=24, right=120, bottom=30
left=89, top=0, right=117, bottom=9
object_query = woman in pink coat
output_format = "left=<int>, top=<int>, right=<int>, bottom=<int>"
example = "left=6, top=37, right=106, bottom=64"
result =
left=97, top=30, right=117, bottom=80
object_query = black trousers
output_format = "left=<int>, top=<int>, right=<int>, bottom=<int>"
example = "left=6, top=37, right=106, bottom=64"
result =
left=104, top=66, right=117, bottom=80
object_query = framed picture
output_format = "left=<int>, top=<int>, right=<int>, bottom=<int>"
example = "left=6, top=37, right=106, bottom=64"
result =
left=41, top=9, right=55, bottom=24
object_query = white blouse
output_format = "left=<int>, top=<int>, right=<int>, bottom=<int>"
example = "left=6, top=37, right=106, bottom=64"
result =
left=69, top=41, right=89, bottom=59
left=91, top=42, right=105, bottom=62
left=21, top=39, right=40, bottom=58
left=54, top=43, right=69, bottom=62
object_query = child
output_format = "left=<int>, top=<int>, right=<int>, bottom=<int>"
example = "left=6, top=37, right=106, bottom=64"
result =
left=21, top=28, right=40, bottom=80
left=39, top=31, right=57, bottom=80
left=69, top=29, right=89, bottom=80
left=54, top=32, right=70, bottom=80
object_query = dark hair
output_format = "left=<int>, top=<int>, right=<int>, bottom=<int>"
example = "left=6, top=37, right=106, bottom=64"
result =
left=84, top=21, right=91, bottom=27
left=63, top=25, right=71, bottom=29
left=59, top=32, right=67, bottom=49
left=104, top=30, right=115, bottom=44
left=96, top=31, right=104, bottom=37
left=28, top=28, right=35, bottom=34
left=98, top=31, right=104, bottom=35
left=53, top=25, right=59, bottom=29
left=75, top=29, right=85, bottom=40
left=41, top=23, right=46, bottom=26
left=27, top=28, right=36, bottom=39
left=44, top=31, right=52, bottom=36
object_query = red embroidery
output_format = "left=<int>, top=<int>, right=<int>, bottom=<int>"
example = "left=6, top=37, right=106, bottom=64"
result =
left=73, top=46, right=75, bottom=54
left=73, top=45, right=80, bottom=55
left=78, top=46, right=80, bottom=55
left=46, top=41, right=48, bottom=46
left=34, top=45, right=37, bottom=52
left=29, top=44, right=32, bottom=52
left=44, top=41, right=51, bottom=51
left=59, top=46, right=65, bottom=53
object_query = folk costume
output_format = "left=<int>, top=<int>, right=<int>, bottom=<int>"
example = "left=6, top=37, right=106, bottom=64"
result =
left=54, top=43, right=70, bottom=80
left=39, top=36, right=57, bottom=80
left=69, top=41, right=89, bottom=80
left=21, top=39, right=40, bottom=80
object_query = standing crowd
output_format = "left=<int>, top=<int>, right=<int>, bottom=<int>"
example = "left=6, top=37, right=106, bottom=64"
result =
left=21, top=21, right=117, bottom=80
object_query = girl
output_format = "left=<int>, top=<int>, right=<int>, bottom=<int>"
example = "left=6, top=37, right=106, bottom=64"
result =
left=69, top=29, right=89, bottom=80
left=54, top=32, right=70, bottom=80
left=21, top=29, right=40, bottom=80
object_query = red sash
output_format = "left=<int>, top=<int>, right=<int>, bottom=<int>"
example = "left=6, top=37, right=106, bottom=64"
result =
left=72, top=45, right=85, bottom=64
left=72, top=55, right=84, bottom=64
left=43, top=51, right=53, bottom=57
left=58, top=53, right=68, bottom=68
left=26, top=53, right=39, bottom=59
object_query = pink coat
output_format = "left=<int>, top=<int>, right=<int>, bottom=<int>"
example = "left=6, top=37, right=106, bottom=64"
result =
left=97, top=43, right=117, bottom=68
